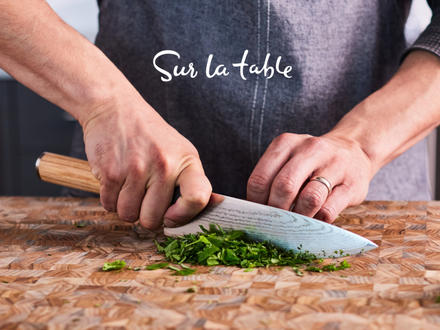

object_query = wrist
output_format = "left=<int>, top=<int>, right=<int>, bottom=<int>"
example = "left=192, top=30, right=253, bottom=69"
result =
left=325, top=50, right=440, bottom=176
left=323, top=122, right=379, bottom=178
left=77, top=83, right=164, bottom=136
left=71, top=78, right=128, bottom=127
left=74, top=79, right=148, bottom=128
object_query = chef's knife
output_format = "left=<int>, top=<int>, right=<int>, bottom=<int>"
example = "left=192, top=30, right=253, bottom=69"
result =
left=35, top=152, right=378, bottom=257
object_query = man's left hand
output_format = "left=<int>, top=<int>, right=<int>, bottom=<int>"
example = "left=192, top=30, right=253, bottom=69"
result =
left=247, top=133, right=373, bottom=223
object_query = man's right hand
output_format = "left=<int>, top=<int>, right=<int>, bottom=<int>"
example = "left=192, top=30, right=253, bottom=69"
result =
left=0, top=0, right=212, bottom=230
left=82, top=98, right=212, bottom=230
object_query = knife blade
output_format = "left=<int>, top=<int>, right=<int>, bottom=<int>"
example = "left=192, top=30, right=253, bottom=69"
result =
left=165, top=193, right=377, bottom=257
left=36, top=152, right=377, bottom=257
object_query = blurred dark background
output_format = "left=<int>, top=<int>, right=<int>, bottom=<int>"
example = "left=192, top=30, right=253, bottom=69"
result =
left=0, top=0, right=439, bottom=198
left=0, top=80, right=76, bottom=196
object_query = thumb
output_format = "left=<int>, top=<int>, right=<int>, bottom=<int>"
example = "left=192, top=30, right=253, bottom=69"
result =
left=163, top=164, right=212, bottom=227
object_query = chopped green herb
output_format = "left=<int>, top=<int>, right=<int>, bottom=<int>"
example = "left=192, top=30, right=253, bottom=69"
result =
left=155, top=224, right=319, bottom=269
left=167, top=265, right=180, bottom=271
left=145, top=262, right=169, bottom=270
left=322, top=264, right=338, bottom=272
left=75, top=222, right=87, bottom=228
left=307, top=260, right=351, bottom=273
left=185, top=287, right=197, bottom=293
left=102, top=260, right=126, bottom=271
left=306, top=266, right=323, bottom=273
left=292, top=266, right=304, bottom=277
left=436, top=296, right=440, bottom=303
left=1, top=280, right=9, bottom=283
left=153, top=224, right=352, bottom=276
left=338, top=260, right=351, bottom=270
left=133, top=267, right=141, bottom=271
left=173, top=268, right=196, bottom=276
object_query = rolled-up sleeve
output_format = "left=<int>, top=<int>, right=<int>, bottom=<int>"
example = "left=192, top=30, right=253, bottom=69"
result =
left=406, top=1, right=440, bottom=57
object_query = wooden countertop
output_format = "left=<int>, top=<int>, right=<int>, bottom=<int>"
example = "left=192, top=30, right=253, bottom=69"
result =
left=0, top=197, right=439, bottom=328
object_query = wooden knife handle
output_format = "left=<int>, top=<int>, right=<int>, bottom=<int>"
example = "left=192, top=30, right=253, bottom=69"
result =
left=36, top=152, right=100, bottom=194
left=36, top=152, right=181, bottom=202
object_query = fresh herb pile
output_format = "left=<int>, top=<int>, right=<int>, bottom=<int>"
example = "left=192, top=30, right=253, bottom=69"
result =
left=101, top=224, right=351, bottom=276
left=154, top=224, right=350, bottom=274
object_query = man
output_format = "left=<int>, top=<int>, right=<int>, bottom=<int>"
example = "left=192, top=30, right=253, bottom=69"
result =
left=1, top=1, right=439, bottom=230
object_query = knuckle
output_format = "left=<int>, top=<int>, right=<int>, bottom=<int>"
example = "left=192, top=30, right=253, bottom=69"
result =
left=247, top=173, right=271, bottom=194
left=148, top=145, right=170, bottom=172
left=154, top=153, right=172, bottom=177
left=101, top=166, right=123, bottom=186
left=186, top=144, right=200, bottom=157
left=128, top=158, right=147, bottom=178
left=301, top=189, right=325, bottom=210
left=273, top=133, right=294, bottom=146
left=184, top=190, right=210, bottom=209
left=330, top=152, right=344, bottom=163
left=305, top=136, right=324, bottom=151
left=273, top=175, right=297, bottom=195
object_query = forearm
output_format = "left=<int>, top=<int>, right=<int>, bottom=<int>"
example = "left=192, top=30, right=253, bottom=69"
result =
left=326, top=50, right=440, bottom=175
left=0, top=0, right=153, bottom=125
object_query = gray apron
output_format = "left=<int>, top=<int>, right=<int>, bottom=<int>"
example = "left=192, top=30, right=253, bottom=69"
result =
left=67, top=0, right=431, bottom=200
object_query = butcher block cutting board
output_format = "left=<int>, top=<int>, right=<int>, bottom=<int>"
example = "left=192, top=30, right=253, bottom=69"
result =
left=0, top=197, right=439, bottom=329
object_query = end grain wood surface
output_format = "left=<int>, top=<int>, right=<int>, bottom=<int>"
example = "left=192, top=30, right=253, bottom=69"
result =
left=0, top=197, right=439, bottom=329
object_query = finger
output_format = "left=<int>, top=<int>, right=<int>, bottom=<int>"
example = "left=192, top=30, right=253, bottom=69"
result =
left=116, top=164, right=148, bottom=221
left=247, top=133, right=296, bottom=204
left=97, top=165, right=125, bottom=212
left=293, top=168, right=343, bottom=217
left=293, top=180, right=330, bottom=217
left=267, top=156, right=321, bottom=210
left=138, top=180, right=174, bottom=230
left=163, top=165, right=212, bottom=227
left=315, top=184, right=351, bottom=223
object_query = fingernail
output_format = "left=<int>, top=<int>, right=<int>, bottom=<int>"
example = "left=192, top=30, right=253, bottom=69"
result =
left=164, top=218, right=177, bottom=227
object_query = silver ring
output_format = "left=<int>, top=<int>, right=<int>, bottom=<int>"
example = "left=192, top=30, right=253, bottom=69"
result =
left=310, top=176, right=332, bottom=194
